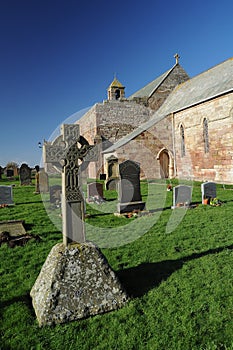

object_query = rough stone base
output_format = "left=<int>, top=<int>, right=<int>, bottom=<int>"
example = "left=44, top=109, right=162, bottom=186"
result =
left=30, top=242, right=128, bottom=326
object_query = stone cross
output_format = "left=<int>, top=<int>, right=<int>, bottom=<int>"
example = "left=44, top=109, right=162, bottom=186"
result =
left=43, top=124, right=97, bottom=246
left=174, top=53, right=180, bottom=64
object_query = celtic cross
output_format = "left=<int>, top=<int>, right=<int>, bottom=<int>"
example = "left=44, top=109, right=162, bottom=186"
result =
left=43, top=124, right=97, bottom=246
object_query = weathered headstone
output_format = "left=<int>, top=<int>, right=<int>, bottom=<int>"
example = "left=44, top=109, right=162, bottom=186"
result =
left=30, top=124, right=128, bottom=325
left=42, top=124, right=97, bottom=245
left=87, top=182, right=104, bottom=203
left=172, top=185, right=192, bottom=208
left=19, top=163, right=32, bottom=185
left=0, top=220, right=26, bottom=236
left=6, top=169, right=14, bottom=178
left=106, top=155, right=119, bottom=190
left=34, top=165, right=40, bottom=193
left=39, top=169, right=49, bottom=193
left=0, top=185, right=14, bottom=205
left=117, top=160, right=145, bottom=213
left=201, top=182, right=216, bottom=204
left=50, top=185, right=62, bottom=204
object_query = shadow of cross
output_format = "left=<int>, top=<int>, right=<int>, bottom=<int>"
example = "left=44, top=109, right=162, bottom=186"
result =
left=43, top=124, right=98, bottom=246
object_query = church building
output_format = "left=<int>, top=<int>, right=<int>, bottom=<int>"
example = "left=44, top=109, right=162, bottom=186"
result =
left=76, top=56, right=233, bottom=184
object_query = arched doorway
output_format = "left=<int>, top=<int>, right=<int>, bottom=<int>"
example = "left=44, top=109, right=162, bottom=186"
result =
left=159, top=150, right=169, bottom=178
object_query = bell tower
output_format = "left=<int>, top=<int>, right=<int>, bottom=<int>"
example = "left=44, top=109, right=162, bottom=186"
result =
left=107, top=76, right=125, bottom=101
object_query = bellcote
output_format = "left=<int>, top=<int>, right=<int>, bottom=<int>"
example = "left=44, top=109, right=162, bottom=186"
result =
left=107, top=76, right=125, bottom=101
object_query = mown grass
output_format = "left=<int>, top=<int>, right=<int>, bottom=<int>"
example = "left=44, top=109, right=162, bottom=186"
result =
left=1, top=177, right=233, bottom=349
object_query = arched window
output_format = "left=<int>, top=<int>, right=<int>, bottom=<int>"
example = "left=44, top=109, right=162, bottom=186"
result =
left=180, top=124, right=185, bottom=157
left=203, top=118, right=209, bottom=153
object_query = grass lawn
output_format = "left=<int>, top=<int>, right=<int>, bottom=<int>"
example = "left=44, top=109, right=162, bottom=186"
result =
left=1, top=177, right=233, bottom=349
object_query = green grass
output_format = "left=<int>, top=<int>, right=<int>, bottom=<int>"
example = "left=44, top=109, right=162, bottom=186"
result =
left=1, top=178, right=233, bottom=349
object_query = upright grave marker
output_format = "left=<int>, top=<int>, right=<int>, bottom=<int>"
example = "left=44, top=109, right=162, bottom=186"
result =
left=87, top=182, right=104, bottom=203
left=0, top=186, right=14, bottom=205
left=19, top=163, right=32, bottom=185
left=43, top=124, right=97, bottom=245
left=118, top=160, right=145, bottom=213
left=30, top=124, right=128, bottom=325
left=201, top=182, right=216, bottom=204
left=172, top=185, right=192, bottom=208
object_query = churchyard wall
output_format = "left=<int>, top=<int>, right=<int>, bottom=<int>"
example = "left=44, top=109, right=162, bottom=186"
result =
left=174, top=92, right=233, bottom=183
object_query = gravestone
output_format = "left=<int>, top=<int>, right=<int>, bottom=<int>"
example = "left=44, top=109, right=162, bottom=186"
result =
left=19, top=163, right=32, bottom=185
left=172, top=185, right=192, bottom=208
left=50, top=185, right=62, bottom=204
left=34, top=165, right=40, bottom=193
left=201, top=182, right=216, bottom=204
left=0, top=186, right=14, bottom=205
left=117, top=160, right=145, bottom=213
left=106, top=155, right=119, bottom=190
left=6, top=169, right=14, bottom=178
left=30, top=124, right=128, bottom=325
left=0, top=220, right=26, bottom=236
left=87, top=182, right=104, bottom=203
left=39, top=169, right=49, bottom=193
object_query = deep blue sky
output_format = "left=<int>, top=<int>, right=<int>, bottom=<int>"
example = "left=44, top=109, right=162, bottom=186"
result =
left=1, top=0, right=233, bottom=167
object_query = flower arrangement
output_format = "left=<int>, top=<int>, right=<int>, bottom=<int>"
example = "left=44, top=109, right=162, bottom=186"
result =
left=210, top=197, right=222, bottom=206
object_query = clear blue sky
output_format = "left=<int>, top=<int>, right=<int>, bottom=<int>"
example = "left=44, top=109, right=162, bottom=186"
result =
left=1, top=0, right=233, bottom=167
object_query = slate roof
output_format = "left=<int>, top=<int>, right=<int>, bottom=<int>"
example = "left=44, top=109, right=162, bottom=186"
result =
left=103, top=57, right=233, bottom=153
left=129, top=64, right=176, bottom=99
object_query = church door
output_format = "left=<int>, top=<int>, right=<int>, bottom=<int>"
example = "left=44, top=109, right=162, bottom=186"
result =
left=159, top=150, right=169, bottom=178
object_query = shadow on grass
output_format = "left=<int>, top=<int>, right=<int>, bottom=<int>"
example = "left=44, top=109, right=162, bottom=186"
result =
left=117, top=244, right=233, bottom=298
left=0, top=292, right=34, bottom=315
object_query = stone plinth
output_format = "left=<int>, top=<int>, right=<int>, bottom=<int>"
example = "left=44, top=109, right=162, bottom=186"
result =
left=30, top=242, right=128, bottom=326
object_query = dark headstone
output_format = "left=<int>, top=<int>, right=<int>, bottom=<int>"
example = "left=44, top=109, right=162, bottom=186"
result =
left=0, top=185, right=14, bottom=205
left=201, top=182, right=216, bottom=204
left=99, top=174, right=106, bottom=181
left=117, top=160, right=145, bottom=213
left=6, top=169, right=14, bottom=178
left=19, top=163, right=32, bottom=185
left=172, top=185, right=192, bottom=208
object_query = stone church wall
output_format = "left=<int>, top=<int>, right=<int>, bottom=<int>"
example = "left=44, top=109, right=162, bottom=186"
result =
left=111, top=115, right=173, bottom=179
left=77, top=100, right=153, bottom=179
left=174, top=93, right=233, bottom=183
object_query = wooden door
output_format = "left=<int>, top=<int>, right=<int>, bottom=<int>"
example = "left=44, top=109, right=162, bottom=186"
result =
left=159, top=151, right=169, bottom=178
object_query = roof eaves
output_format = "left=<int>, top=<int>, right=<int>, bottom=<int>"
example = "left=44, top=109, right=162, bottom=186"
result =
left=172, top=88, right=233, bottom=114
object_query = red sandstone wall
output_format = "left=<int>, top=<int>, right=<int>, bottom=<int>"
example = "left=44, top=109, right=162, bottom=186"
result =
left=174, top=93, right=233, bottom=183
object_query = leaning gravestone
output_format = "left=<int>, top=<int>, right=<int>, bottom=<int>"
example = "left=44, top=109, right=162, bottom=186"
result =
left=30, top=124, right=128, bottom=326
left=0, top=186, right=14, bottom=205
left=201, top=182, right=216, bottom=204
left=117, top=160, right=145, bottom=213
left=172, top=185, right=192, bottom=208
left=87, top=182, right=104, bottom=203
left=19, top=163, right=32, bottom=185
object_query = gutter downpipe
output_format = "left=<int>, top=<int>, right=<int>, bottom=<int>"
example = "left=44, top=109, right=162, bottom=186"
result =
left=171, top=112, right=177, bottom=177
